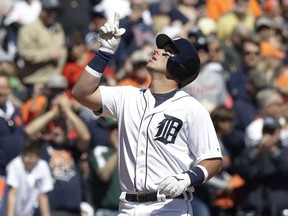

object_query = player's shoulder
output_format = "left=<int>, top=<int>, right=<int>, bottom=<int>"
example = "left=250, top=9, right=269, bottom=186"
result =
left=174, top=90, right=201, bottom=104
left=175, top=90, right=210, bottom=113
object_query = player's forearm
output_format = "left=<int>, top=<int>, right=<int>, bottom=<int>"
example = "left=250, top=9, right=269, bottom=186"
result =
left=72, top=51, right=112, bottom=111
left=72, top=70, right=102, bottom=109
left=198, top=158, right=222, bottom=181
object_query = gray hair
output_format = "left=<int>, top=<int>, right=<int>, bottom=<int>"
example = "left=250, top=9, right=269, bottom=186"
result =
left=256, top=88, right=280, bottom=109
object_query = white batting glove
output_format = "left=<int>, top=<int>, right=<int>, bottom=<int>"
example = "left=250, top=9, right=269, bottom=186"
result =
left=156, top=173, right=191, bottom=197
left=99, top=12, right=126, bottom=54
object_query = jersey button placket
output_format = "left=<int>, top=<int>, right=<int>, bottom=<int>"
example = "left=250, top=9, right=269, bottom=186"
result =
left=135, top=128, right=147, bottom=189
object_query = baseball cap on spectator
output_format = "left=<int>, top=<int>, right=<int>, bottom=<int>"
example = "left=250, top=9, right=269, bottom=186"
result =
left=260, top=41, right=285, bottom=59
left=103, top=117, right=118, bottom=130
left=255, top=17, right=274, bottom=31
left=248, top=69, right=269, bottom=91
left=274, top=75, right=288, bottom=95
left=197, top=17, right=217, bottom=36
left=130, top=50, right=150, bottom=65
left=188, top=26, right=204, bottom=39
left=188, top=27, right=208, bottom=52
left=46, top=74, right=68, bottom=89
left=41, top=0, right=60, bottom=9
left=91, top=4, right=107, bottom=18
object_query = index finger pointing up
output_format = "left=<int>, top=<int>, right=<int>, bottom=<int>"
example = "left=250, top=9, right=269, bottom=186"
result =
left=114, top=12, right=120, bottom=29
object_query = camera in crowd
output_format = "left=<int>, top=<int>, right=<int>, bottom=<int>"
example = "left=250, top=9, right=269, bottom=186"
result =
left=262, top=116, right=281, bottom=135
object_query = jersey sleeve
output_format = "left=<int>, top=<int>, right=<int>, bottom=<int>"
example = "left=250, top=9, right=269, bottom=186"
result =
left=98, top=85, right=138, bottom=118
left=187, top=103, right=223, bottom=163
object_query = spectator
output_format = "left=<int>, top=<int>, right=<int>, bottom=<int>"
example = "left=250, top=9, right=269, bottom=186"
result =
left=245, top=87, right=288, bottom=147
left=222, top=23, right=254, bottom=73
left=115, top=0, right=155, bottom=71
left=205, top=0, right=262, bottom=21
left=184, top=31, right=232, bottom=112
left=0, top=72, right=25, bottom=214
left=234, top=116, right=288, bottom=216
left=227, top=37, right=261, bottom=100
left=56, top=0, right=92, bottom=35
left=3, top=0, right=41, bottom=27
left=223, top=69, right=269, bottom=161
left=83, top=5, right=108, bottom=53
left=24, top=92, right=91, bottom=215
left=89, top=117, right=121, bottom=216
left=6, top=138, right=54, bottom=216
left=216, top=0, right=256, bottom=42
left=117, top=49, right=151, bottom=88
left=62, top=31, right=116, bottom=92
left=21, top=74, right=69, bottom=124
left=208, top=106, right=245, bottom=216
left=0, top=0, right=16, bottom=62
left=17, top=0, right=67, bottom=86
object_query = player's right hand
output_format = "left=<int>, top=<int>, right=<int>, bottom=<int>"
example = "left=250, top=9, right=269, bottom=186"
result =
left=156, top=173, right=191, bottom=197
left=99, top=12, right=126, bottom=54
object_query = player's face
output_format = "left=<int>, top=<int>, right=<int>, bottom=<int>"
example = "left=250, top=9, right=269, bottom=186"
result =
left=146, top=44, right=175, bottom=76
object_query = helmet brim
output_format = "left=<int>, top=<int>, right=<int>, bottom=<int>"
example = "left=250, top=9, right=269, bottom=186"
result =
left=156, top=34, right=178, bottom=53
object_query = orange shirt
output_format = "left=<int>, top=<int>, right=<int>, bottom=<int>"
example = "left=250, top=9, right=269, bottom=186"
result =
left=62, top=52, right=116, bottom=90
left=21, top=95, right=48, bottom=124
left=206, top=0, right=262, bottom=21
left=117, top=77, right=151, bottom=89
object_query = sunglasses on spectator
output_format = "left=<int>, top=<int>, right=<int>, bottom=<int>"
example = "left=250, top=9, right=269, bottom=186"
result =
left=244, top=51, right=260, bottom=56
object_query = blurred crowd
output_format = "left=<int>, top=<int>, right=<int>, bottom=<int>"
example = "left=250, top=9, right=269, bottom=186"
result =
left=1, top=0, right=288, bottom=215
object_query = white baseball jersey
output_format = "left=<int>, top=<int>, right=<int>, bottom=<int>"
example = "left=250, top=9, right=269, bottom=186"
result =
left=99, top=86, right=222, bottom=192
left=6, top=156, right=54, bottom=216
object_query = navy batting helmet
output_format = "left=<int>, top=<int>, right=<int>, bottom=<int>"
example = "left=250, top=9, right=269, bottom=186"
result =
left=156, top=34, right=200, bottom=87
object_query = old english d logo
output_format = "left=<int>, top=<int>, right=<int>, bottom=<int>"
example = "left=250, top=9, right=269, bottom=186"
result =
left=155, top=114, right=183, bottom=144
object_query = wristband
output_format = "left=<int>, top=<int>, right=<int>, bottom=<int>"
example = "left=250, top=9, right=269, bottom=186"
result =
left=86, top=50, right=113, bottom=77
left=185, top=165, right=208, bottom=186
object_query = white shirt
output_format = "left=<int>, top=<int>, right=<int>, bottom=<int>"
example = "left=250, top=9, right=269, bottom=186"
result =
left=6, top=156, right=54, bottom=216
left=99, top=86, right=222, bottom=192
left=245, top=117, right=288, bottom=147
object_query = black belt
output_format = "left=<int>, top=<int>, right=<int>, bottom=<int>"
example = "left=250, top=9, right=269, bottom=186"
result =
left=125, top=192, right=187, bottom=203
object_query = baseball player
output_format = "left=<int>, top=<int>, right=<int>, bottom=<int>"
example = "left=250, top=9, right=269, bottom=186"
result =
left=72, top=12, right=223, bottom=215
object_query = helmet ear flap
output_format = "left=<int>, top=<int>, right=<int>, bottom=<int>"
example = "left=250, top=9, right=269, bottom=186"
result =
left=167, top=58, right=199, bottom=88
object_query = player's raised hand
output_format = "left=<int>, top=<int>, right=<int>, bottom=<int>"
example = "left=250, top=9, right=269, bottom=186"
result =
left=99, top=12, right=126, bottom=54
left=156, top=173, right=191, bottom=197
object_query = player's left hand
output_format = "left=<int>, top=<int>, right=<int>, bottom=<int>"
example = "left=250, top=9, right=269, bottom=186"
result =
left=156, top=173, right=191, bottom=197
left=99, top=12, right=126, bottom=54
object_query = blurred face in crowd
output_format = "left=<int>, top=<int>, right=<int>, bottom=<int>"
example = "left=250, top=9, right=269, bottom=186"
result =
left=242, top=41, right=260, bottom=69
left=266, top=92, right=285, bottom=119
left=209, top=40, right=225, bottom=63
left=22, top=152, right=40, bottom=172
left=40, top=8, right=59, bottom=27
left=0, top=74, right=11, bottom=107
left=92, top=15, right=107, bottom=31
left=130, top=0, right=147, bottom=21
left=234, top=0, right=249, bottom=15
left=132, top=62, right=150, bottom=84
left=50, top=117, right=68, bottom=145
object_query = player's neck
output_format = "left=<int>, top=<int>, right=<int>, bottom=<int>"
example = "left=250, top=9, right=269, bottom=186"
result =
left=149, top=79, right=178, bottom=94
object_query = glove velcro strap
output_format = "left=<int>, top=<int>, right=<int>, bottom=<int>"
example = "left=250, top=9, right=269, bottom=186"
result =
left=86, top=50, right=113, bottom=76
left=185, top=165, right=208, bottom=187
